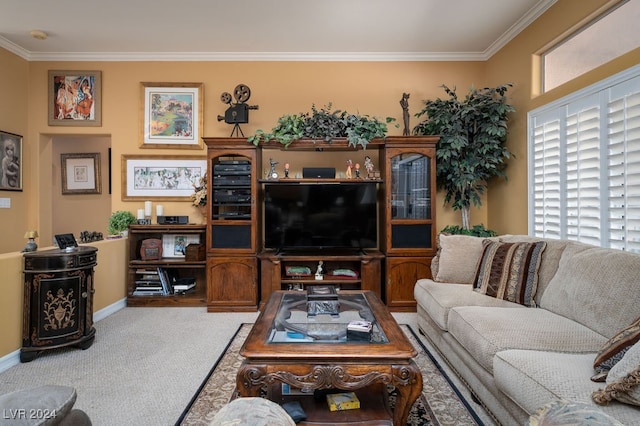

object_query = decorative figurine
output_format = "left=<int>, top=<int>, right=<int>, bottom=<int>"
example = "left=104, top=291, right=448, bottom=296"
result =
left=284, top=162, right=290, bottom=178
left=345, top=159, right=353, bottom=179
left=268, top=158, right=279, bottom=179
left=364, top=156, right=374, bottom=178
left=355, top=163, right=361, bottom=178
left=400, top=92, right=410, bottom=136
left=315, top=261, right=325, bottom=280
left=217, top=84, right=259, bottom=137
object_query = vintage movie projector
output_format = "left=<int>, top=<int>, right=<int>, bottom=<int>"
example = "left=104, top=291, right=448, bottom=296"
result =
left=217, top=84, right=259, bottom=137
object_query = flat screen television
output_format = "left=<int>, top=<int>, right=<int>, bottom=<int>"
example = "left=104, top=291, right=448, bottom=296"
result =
left=263, top=182, right=378, bottom=251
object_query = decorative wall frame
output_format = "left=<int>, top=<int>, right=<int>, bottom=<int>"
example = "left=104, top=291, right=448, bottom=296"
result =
left=140, top=82, right=204, bottom=149
left=0, top=130, right=23, bottom=191
left=48, top=70, right=102, bottom=127
left=61, top=153, right=102, bottom=195
left=121, top=155, right=207, bottom=201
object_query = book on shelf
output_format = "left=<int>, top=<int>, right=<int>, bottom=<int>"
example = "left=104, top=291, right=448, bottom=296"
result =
left=157, top=267, right=173, bottom=295
left=326, top=392, right=360, bottom=411
left=173, top=277, right=196, bottom=293
left=132, top=287, right=164, bottom=296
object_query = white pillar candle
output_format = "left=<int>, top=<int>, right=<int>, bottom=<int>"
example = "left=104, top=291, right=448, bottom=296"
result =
left=144, top=201, right=152, bottom=217
left=137, top=209, right=145, bottom=220
left=156, top=205, right=164, bottom=217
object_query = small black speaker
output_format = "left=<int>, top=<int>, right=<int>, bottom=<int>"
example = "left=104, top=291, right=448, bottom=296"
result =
left=302, top=167, right=336, bottom=178
left=157, top=215, right=189, bottom=225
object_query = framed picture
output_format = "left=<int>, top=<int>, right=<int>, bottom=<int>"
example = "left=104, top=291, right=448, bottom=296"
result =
left=61, top=153, right=102, bottom=195
left=48, top=70, right=102, bottom=127
left=161, top=234, right=201, bottom=258
left=122, top=155, right=207, bottom=201
left=140, top=82, right=204, bottom=149
left=0, top=130, right=23, bottom=191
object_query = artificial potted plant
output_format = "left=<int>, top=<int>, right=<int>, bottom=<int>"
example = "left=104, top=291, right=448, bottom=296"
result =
left=413, top=84, right=515, bottom=235
left=248, top=104, right=395, bottom=149
left=107, top=210, right=137, bottom=236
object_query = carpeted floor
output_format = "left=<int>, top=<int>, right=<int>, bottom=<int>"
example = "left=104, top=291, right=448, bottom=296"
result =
left=177, top=323, right=485, bottom=426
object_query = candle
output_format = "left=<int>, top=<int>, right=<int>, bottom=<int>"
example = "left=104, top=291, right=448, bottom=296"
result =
left=137, top=209, right=145, bottom=220
left=144, top=201, right=152, bottom=217
left=156, top=205, right=164, bottom=217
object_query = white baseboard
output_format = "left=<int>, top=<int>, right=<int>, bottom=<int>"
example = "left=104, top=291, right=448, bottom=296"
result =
left=0, top=298, right=127, bottom=374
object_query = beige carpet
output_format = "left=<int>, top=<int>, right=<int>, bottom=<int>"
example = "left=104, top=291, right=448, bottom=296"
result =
left=0, top=308, right=495, bottom=426
left=178, top=323, right=486, bottom=425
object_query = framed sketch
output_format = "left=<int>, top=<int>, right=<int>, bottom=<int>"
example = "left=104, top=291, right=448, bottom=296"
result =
left=0, top=130, right=23, bottom=191
left=161, top=234, right=200, bottom=258
left=140, top=82, right=203, bottom=149
left=48, top=70, right=102, bottom=126
left=122, top=155, right=207, bottom=201
left=61, top=153, right=102, bottom=195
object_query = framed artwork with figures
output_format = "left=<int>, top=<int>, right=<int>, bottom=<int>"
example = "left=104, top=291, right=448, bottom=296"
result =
left=48, top=70, right=102, bottom=127
left=0, top=130, right=23, bottom=191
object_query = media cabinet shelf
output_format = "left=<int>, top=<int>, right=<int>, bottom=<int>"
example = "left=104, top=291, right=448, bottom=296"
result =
left=259, top=250, right=384, bottom=308
left=258, top=178, right=384, bottom=184
left=126, top=224, right=207, bottom=307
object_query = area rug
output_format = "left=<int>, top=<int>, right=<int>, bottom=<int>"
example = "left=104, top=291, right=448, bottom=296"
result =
left=176, top=324, right=484, bottom=425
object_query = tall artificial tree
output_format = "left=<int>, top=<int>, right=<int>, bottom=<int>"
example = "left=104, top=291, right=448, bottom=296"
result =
left=414, top=84, right=515, bottom=231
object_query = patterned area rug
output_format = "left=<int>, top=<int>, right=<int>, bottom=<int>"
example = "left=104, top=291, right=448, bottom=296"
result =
left=176, top=324, right=483, bottom=425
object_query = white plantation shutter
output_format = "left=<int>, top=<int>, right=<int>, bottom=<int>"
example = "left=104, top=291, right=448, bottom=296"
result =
left=529, top=66, right=640, bottom=253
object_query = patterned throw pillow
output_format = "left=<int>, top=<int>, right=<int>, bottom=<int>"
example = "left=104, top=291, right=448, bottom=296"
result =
left=473, top=240, right=547, bottom=307
left=593, top=341, right=640, bottom=407
left=593, top=316, right=640, bottom=374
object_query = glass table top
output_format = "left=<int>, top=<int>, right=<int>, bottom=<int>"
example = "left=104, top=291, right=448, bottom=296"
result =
left=267, top=290, right=388, bottom=344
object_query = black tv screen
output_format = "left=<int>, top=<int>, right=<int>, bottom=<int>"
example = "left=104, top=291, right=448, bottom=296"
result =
left=264, top=183, right=378, bottom=251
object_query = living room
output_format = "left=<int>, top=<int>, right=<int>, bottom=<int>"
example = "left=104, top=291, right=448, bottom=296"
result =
left=1, top=0, right=639, bottom=424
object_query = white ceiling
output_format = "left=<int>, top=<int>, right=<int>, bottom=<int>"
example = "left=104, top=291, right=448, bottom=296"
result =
left=0, top=0, right=556, bottom=61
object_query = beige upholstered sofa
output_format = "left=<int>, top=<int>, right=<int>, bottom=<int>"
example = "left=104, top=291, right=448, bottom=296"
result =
left=414, top=234, right=640, bottom=425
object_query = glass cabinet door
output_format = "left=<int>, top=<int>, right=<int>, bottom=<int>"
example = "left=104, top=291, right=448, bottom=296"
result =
left=390, top=152, right=431, bottom=220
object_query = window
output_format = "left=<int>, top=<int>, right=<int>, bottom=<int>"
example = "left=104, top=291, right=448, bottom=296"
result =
left=529, top=65, right=640, bottom=252
left=543, top=0, right=640, bottom=92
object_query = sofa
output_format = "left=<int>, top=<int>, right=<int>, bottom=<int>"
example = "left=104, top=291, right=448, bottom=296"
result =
left=414, top=234, right=640, bottom=425
left=0, top=385, right=91, bottom=425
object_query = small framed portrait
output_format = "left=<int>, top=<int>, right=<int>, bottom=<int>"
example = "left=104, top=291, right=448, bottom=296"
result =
left=0, top=130, right=23, bottom=191
left=48, top=70, right=102, bottom=126
left=61, top=153, right=102, bottom=195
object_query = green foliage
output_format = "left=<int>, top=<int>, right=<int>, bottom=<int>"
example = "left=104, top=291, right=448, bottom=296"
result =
left=414, top=84, right=515, bottom=229
left=108, top=210, right=137, bottom=235
left=248, top=104, right=395, bottom=149
left=441, top=224, right=497, bottom=237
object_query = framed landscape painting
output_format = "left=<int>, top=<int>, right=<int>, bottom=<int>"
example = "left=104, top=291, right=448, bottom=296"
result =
left=121, top=155, right=207, bottom=201
left=140, top=82, right=203, bottom=149
left=0, top=130, right=23, bottom=191
left=48, top=70, right=102, bottom=126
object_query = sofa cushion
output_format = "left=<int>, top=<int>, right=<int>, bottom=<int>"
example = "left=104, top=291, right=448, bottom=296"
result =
left=498, top=235, right=577, bottom=303
left=594, top=316, right=640, bottom=374
left=539, top=244, right=640, bottom=339
left=593, top=341, right=640, bottom=407
left=447, top=306, right=607, bottom=375
left=433, top=234, right=486, bottom=284
left=0, top=385, right=77, bottom=426
left=473, top=240, right=546, bottom=307
left=414, top=278, right=522, bottom=331
left=494, top=350, right=638, bottom=424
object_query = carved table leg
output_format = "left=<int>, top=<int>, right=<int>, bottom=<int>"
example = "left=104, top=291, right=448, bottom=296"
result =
left=391, top=361, right=423, bottom=425
left=236, top=362, right=266, bottom=397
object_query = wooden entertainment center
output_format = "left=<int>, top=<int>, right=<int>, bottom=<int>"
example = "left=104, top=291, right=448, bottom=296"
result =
left=203, top=136, right=438, bottom=312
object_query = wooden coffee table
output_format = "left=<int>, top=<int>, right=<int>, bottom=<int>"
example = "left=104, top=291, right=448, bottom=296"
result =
left=237, top=290, right=422, bottom=425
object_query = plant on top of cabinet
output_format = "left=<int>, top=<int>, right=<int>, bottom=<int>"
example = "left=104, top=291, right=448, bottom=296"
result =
left=413, top=84, right=515, bottom=231
left=248, top=104, right=395, bottom=149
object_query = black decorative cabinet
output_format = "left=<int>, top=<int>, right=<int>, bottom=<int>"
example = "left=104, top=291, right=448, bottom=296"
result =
left=21, top=246, right=98, bottom=362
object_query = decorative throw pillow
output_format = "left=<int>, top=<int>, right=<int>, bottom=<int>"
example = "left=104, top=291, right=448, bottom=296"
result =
left=473, top=239, right=547, bottom=307
left=593, top=316, right=640, bottom=374
left=592, top=340, right=640, bottom=407
left=434, top=234, right=486, bottom=284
